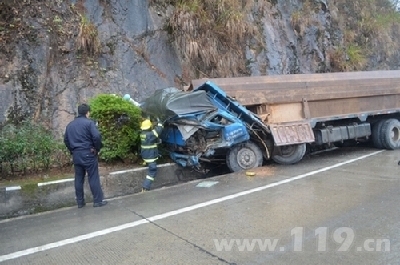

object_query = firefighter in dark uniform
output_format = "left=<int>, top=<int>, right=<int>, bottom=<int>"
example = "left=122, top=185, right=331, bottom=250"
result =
left=140, top=119, right=163, bottom=191
left=64, top=103, right=107, bottom=208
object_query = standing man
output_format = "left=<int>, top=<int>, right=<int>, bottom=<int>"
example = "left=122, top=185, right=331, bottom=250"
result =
left=64, top=103, right=108, bottom=208
left=140, top=119, right=163, bottom=191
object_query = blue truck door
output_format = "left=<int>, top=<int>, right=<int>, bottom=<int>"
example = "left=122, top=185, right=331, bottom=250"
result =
left=208, top=114, right=249, bottom=145
left=223, top=123, right=249, bottom=145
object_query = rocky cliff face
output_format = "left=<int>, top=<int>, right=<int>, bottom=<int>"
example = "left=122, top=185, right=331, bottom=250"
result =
left=0, top=0, right=181, bottom=136
left=0, top=0, right=399, bottom=135
left=247, top=0, right=400, bottom=75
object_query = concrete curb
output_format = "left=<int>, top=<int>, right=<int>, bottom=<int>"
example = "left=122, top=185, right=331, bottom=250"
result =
left=0, top=163, right=199, bottom=219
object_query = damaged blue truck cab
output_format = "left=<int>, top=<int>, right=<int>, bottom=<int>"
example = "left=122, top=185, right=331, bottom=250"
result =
left=157, top=81, right=270, bottom=172
left=162, top=109, right=250, bottom=167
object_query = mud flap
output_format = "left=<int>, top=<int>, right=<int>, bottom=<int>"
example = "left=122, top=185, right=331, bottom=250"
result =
left=270, top=122, right=315, bottom=146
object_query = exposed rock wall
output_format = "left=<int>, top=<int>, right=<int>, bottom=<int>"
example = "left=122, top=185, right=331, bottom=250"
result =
left=0, top=0, right=182, bottom=136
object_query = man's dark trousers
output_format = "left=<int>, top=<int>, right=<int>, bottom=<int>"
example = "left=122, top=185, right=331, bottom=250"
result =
left=73, top=150, right=103, bottom=204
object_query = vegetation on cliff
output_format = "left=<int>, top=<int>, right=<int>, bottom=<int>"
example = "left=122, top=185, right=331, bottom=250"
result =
left=327, top=0, right=400, bottom=71
left=150, top=0, right=400, bottom=77
left=151, top=0, right=268, bottom=78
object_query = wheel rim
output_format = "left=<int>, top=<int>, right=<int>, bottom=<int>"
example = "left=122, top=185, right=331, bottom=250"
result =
left=390, top=126, right=400, bottom=142
left=279, top=145, right=297, bottom=157
left=237, top=148, right=256, bottom=168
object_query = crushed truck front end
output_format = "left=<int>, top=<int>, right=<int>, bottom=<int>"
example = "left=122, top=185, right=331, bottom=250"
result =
left=161, top=107, right=251, bottom=169
left=140, top=81, right=271, bottom=172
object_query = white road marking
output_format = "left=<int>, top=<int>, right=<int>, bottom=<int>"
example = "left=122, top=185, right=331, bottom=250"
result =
left=5, top=186, right=21, bottom=192
left=196, top=181, right=219, bottom=187
left=0, top=150, right=383, bottom=262
left=38, top=179, right=74, bottom=187
left=109, top=163, right=175, bottom=175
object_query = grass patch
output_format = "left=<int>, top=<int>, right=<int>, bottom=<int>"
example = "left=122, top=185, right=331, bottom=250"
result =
left=346, top=44, right=367, bottom=69
left=330, top=0, right=400, bottom=71
left=328, top=44, right=367, bottom=71
left=77, top=14, right=100, bottom=57
left=0, top=171, right=73, bottom=188
left=20, top=182, right=39, bottom=197
left=166, top=0, right=267, bottom=78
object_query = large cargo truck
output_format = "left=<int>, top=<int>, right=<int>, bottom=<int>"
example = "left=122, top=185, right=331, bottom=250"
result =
left=142, top=70, right=400, bottom=172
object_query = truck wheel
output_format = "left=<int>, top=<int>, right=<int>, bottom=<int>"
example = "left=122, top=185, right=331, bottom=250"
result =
left=226, top=142, right=263, bottom=172
left=272, top=143, right=306, bottom=165
left=380, top=118, right=400, bottom=150
left=372, top=120, right=386, bottom=149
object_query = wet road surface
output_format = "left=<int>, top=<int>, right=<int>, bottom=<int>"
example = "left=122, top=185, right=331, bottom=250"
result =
left=1, top=147, right=399, bottom=264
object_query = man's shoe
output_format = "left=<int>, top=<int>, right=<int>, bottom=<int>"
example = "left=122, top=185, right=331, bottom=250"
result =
left=141, top=188, right=150, bottom=193
left=78, top=202, right=86, bottom=208
left=93, top=201, right=108, bottom=207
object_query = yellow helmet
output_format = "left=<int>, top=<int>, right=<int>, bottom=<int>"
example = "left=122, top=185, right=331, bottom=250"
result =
left=141, top=119, right=152, bottom=130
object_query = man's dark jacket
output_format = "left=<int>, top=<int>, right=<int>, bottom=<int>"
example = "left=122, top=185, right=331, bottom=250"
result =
left=64, top=115, right=103, bottom=154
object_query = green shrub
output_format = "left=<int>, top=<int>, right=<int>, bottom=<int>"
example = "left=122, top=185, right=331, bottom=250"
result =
left=0, top=121, right=64, bottom=176
left=89, top=94, right=142, bottom=162
left=0, top=124, right=22, bottom=173
left=51, top=142, right=72, bottom=169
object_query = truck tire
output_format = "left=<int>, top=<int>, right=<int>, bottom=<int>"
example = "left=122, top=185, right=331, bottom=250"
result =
left=372, top=120, right=386, bottom=149
left=380, top=118, right=400, bottom=150
left=226, top=142, right=263, bottom=172
left=272, top=143, right=306, bottom=165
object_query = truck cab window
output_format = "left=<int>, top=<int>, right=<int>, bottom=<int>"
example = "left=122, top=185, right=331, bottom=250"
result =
left=211, top=115, right=231, bottom=125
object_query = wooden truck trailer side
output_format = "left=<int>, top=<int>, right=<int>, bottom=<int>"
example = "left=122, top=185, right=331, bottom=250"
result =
left=191, top=70, right=400, bottom=164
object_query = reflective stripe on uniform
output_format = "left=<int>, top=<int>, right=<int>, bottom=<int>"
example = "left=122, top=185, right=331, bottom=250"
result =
left=141, top=144, right=157, bottom=149
left=152, top=129, right=158, bottom=138
left=146, top=175, right=154, bottom=181
left=143, top=158, right=157, bottom=163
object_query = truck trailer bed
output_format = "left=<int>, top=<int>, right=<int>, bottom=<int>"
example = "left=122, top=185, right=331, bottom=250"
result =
left=191, top=70, right=400, bottom=125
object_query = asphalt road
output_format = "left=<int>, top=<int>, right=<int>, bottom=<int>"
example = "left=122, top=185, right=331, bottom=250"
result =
left=1, top=146, right=399, bottom=265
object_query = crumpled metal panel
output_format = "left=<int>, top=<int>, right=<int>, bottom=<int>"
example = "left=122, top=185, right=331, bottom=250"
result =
left=270, top=122, right=315, bottom=146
